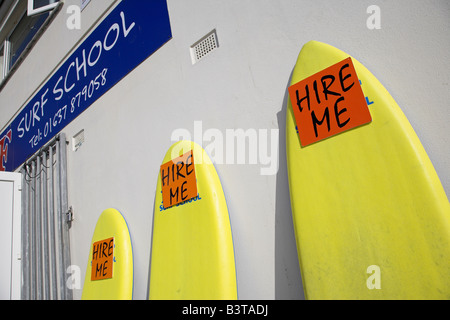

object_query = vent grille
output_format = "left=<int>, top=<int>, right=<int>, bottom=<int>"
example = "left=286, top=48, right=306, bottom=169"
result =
left=190, top=29, right=218, bottom=64
left=72, top=130, right=84, bottom=151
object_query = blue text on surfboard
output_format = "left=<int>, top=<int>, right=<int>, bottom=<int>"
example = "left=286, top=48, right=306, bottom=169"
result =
left=159, top=193, right=202, bottom=212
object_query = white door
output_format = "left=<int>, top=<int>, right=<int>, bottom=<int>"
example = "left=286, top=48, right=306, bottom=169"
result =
left=0, top=172, right=21, bottom=300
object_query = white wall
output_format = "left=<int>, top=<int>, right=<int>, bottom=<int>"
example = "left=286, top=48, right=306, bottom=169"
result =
left=1, top=0, right=449, bottom=300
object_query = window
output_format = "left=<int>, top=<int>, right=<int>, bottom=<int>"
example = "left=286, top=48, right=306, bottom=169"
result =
left=9, top=11, right=49, bottom=70
left=0, top=45, right=4, bottom=80
left=0, top=0, right=60, bottom=85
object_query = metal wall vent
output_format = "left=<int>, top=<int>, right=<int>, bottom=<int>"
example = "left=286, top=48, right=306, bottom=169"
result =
left=72, top=129, right=84, bottom=151
left=190, top=29, right=219, bottom=64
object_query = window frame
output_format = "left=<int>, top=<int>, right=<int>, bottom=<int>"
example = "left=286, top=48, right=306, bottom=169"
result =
left=27, top=0, right=59, bottom=17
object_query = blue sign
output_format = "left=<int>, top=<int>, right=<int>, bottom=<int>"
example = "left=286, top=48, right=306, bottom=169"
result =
left=0, top=0, right=172, bottom=171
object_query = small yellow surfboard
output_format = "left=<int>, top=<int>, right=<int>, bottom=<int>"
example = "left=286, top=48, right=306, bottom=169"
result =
left=286, top=41, right=450, bottom=299
left=149, top=140, right=237, bottom=300
left=81, top=208, right=133, bottom=300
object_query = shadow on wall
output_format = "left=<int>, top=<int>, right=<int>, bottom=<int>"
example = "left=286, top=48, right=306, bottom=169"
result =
left=274, top=70, right=305, bottom=300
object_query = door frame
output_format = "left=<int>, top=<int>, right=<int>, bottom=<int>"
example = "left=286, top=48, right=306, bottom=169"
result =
left=0, top=171, right=22, bottom=300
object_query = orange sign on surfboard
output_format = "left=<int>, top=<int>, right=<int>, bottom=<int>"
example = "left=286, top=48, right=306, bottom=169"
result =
left=91, top=237, right=114, bottom=281
left=160, top=150, right=198, bottom=209
left=288, top=57, right=372, bottom=147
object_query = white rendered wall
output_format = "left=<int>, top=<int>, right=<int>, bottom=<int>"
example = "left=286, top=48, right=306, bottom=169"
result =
left=0, top=0, right=449, bottom=300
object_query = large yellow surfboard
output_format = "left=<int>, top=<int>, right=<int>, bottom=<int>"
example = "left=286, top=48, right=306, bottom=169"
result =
left=81, top=208, right=133, bottom=300
left=286, top=41, right=450, bottom=299
left=149, top=140, right=237, bottom=299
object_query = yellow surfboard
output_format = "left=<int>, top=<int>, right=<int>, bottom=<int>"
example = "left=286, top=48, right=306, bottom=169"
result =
left=286, top=41, right=450, bottom=299
left=81, top=208, right=133, bottom=300
left=149, top=140, right=237, bottom=299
